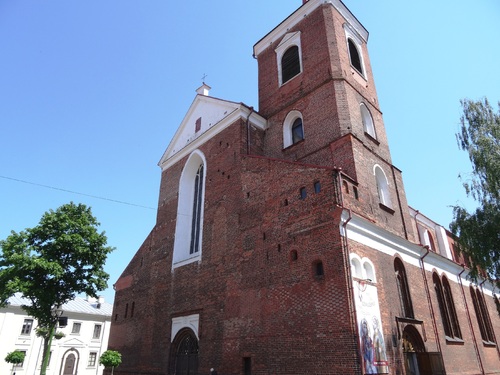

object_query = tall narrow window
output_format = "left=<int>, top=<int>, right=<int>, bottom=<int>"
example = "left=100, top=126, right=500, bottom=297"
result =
left=281, top=45, right=300, bottom=84
left=433, top=273, right=452, bottom=337
left=348, top=38, right=363, bottom=74
left=283, top=111, right=304, bottom=148
left=190, top=164, right=204, bottom=254
left=173, top=151, right=206, bottom=268
left=374, top=165, right=392, bottom=208
left=470, top=286, right=495, bottom=343
left=88, top=352, right=97, bottom=367
left=93, top=324, right=102, bottom=339
left=275, top=31, right=302, bottom=86
left=394, top=258, right=414, bottom=318
left=360, top=103, right=376, bottom=139
left=442, top=277, right=461, bottom=339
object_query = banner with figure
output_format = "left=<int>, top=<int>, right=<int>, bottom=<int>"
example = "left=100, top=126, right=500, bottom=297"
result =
left=353, top=279, right=389, bottom=374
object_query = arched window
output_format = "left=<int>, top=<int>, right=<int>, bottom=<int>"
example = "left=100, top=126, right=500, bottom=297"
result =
left=433, top=273, right=452, bottom=337
left=281, top=46, right=301, bottom=84
left=172, top=151, right=206, bottom=268
left=283, top=111, right=304, bottom=148
left=470, top=286, right=495, bottom=343
left=394, top=258, right=414, bottom=318
left=442, top=277, right=461, bottom=339
left=360, top=103, right=376, bottom=139
left=374, top=165, right=392, bottom=208
left=275, top=31, right=302, bottom=86
left=348, top=38, right=363, bottom=75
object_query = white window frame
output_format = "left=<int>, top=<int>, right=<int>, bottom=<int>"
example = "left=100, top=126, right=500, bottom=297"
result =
left=344, top=24, right=366, bottom=78
left=172, top=150, right=207, bottom=269
left=374, top=165, right=392, bottom=208
left=360, top=103, right=376, bottom=139
left=275, top=31, right=302, bottom=86
left=283, top=110, right=304, bottom=148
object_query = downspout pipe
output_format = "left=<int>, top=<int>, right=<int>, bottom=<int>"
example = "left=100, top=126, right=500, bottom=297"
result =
left=458, top=267, right=485, bottom=375
left=419, top=247, right=443, bottom=356
left=246, top=107, right=255, bottom=155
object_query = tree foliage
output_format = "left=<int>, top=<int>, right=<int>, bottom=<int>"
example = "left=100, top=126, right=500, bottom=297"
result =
left=450, top=98, right=500, bottom=287
left=0, top=202, right=114, bottom=374
left=100, top=350, right=122, bottom=375
left=5, top=351, right=25, bottom=365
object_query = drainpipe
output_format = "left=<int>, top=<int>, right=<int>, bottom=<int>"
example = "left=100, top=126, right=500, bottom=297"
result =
left=336, top=169, right=363, bottom=374
left=391, top=166, right=408, bottom=240
left=458, top=267, right=485, bottom=374
left=246, top=107, right=255, bottom=155
left=419, top=247, right=443, bottom=356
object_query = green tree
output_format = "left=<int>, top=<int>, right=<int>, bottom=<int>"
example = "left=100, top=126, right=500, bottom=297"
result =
left=0, top=202, right=114, bottom=375
left=100, top=350, right=122, bottom=375
left=5, top=350, right=25, bottom=375
left=450, top=98, right=500, bottom=287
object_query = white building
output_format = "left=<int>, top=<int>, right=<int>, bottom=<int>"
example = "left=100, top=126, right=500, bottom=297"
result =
left=0, top=293, right=112, bottom=375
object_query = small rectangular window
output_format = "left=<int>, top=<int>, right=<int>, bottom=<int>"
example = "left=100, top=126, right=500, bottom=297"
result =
left=71, top=322, right=81, bottom=334
left=93, top=324, right=102, bottom=339
left=21, top=319, right=34, bottom=335
left=300, top=187, right=307, bottom=200
left=88, top=352, right=97, bottom=367
left=314, top=181, right=321, bottom=193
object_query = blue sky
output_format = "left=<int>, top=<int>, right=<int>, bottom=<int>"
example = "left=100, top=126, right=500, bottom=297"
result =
left=1, top=0, right=499, bottom=303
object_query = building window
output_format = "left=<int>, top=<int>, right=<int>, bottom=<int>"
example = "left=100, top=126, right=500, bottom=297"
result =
left=394, top=258, right=414, bottom=319
left=283, top=110, right=304, bottom=148
left=93, top=324, right=102, bottom=339
left=291, top=118, right=304, bottom=144
left=275, top=31, right=302, bottom=86
left=71, top=322, right=81, bottom=334
left=20, top=319, right=34, bottom=335
left=360, top=103, right=376, bottom=139
left=281, top=46, right=300, bottom=84
left=173, top=150, right=207, bottom=268
left=314, top=260, right=324, bottom=278
left=442, top=277, right=461, bottom=339
left=348, top=38, right=363, bottom=74
left=433, top=273, right=462, bottom=340
left=470, top=286, right=495, bottom=344
left=190, top=164, right=204, bottom=254
left=374, top=165, right=392, bottom=209
left=314, top=181, right=321, bottom=194
left=88, top=352, right=97, bottom=367
left=299, top=187, right=307, bottom=200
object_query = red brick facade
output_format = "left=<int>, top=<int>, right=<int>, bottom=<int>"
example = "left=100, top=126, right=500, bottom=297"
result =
left=108, top=2, right=500, bottom=374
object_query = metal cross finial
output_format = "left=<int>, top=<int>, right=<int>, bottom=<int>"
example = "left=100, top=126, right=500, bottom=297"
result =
left=201, top=73, right=208, bottom=83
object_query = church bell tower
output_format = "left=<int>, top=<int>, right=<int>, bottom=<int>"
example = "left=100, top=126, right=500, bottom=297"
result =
left=254, top=0, right=414, bottom=240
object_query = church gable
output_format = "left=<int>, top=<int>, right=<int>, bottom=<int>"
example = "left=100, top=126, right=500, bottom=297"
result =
left=159, top=94, right=242, bottom=167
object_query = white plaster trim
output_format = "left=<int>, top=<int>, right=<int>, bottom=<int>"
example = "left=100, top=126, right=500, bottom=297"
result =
left=339, top=210, right=484, bottom=289
left=159, top=105, right=266, bottom=171
left=171, top=314, right=200, bottom=342
left=254, top=0, right=368, bottom=57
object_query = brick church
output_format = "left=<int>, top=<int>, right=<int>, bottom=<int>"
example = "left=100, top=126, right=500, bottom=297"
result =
left=108, top=1, right=500, bottom=374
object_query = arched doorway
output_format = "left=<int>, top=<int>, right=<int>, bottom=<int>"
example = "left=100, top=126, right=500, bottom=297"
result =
left=62, top=352, right=77, bottom=375
left=402, top=325, right=425, bottom=375
left=169, top=328, right=199, bottom=375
